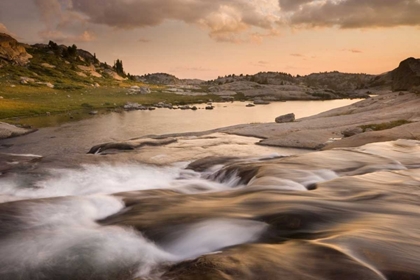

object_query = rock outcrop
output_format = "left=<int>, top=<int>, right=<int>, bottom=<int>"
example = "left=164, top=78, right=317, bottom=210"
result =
left=392, top=57, right=420, bottom=91
left=0, top=33, right=32, bottom=66
left=298, top=71, right=374, bottom=92
left=275, top=113, right=295, bottom=123
left=0, top=122, right=35, bottom=139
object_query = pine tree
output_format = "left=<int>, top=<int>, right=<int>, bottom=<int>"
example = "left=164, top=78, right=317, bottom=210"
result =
left=113, top=59, right=126, bottom=77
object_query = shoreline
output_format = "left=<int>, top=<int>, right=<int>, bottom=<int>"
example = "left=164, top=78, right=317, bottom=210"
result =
left=1, top=91, right=418, bottom=165
left=82, top=91, right=420, bottom=160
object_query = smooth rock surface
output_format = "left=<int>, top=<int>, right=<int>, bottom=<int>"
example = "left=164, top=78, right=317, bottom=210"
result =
left=275, top=113, right=295, bottom=123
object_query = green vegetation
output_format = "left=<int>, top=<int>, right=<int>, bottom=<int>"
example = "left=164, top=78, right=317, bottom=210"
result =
left=0, top=86, right=222, bottom=121
left=0, top=40, right=228, bottom=125
left=360, top=120, right=412, bottom=132
left=113, top=59, right=126, bottom=77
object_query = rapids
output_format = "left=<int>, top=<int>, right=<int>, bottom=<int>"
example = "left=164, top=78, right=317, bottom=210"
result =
left=0, top=139, right=420, bottom=279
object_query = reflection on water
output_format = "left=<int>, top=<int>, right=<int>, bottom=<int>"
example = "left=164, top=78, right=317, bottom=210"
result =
left=0, top=100, right=360, bottom=157
left=0, top=140, right=420, bottom=279
left=14, top=100, right=361, bottom=130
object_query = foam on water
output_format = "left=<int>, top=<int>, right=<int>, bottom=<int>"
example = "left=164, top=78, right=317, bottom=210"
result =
left=0, top=164, right=183, bottom=202
left=161, top=219, right=268, bottom=260
left=0, top=163, right=271, bottom=279
left=0, top=195, right=268, bottom=279
left=0, top=195, right=175, bottom=279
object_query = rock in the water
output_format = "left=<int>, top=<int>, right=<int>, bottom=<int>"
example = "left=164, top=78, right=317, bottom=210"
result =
left=124, top=102, right=142, bottom=110
left=342, top=127, right=363, bottom=138
left=0, top=122, right=35, bottom=139
left=254, top=99, right=270, bottom=105
left=275, top=113, right=295, bottom=123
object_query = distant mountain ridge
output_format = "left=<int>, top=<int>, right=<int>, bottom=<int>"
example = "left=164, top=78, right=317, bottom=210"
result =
left=0, top=33, right=418, bottom=95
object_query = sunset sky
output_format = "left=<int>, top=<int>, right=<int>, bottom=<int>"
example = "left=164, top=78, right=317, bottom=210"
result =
left=1, top=0, right=419, bottom=80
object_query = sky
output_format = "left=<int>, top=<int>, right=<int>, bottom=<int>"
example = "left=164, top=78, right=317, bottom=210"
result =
left=0, top=0, right=420, bottom=80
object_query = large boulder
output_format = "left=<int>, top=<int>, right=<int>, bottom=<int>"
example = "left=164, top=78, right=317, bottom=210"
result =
left=392, top=57, right=420, bottom=91
left=275, top=113, right=295, bottom=123
left=0, top=33, right=32, bottom=65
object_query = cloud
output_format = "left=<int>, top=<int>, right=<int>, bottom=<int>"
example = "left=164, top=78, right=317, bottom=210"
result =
left=38, top=29, right=95, bottom=43
left=34, top=0, right=93, bottom=43
left=34, top=0, right=63, bottom=30
left=290, top=53, right=304, bottom=57
left=138, top=38, right=151, bottom=43
left=0, top=22, right=18, bottom=38
left=250, top=60, right=270, bottom=68
left=32, top=0, right=420, bottom=45
left=68, top=0, right=280, bottom=43
left=343, top=48, right=363, bottom=54
left=170, top=66, right=213, bottom=72
left=278, top=0, right=313, bottom=12
left=0, top=23, right=9, bottom=34
left=284, top=0, right=420, bottom=28
left=258, top=61, right=269, bottom=65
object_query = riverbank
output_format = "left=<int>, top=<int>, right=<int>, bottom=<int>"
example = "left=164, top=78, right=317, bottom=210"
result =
left=2, top=91, right=417, bottom=163
left=0, top=85, right=226, bottom=122
left=1, top=91, right=420, bottom=280
left=82, top=91, right=420, bottom=163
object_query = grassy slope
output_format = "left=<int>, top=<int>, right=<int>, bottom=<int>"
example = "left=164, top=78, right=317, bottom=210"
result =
left=0, top=46, right=220, bottom=121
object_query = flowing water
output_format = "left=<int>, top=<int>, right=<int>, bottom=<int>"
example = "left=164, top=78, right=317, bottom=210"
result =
left=1, top=100, right=420, bottom=280
left=0, top=140, right=420, bottom=279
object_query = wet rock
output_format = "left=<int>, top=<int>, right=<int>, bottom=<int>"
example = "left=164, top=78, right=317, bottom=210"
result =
left=124, top=102, right=142, bottom=110
left=342, top=127, right=363, bottom=138
left=0, top=122, right=36, bottom=139
left=187, top=156, right=238, bottom=172
left=254, top=99, right=270, bottom=105
left=275, top=113, right=295, bottom=123
left=88, top=138, right=177, bottom=154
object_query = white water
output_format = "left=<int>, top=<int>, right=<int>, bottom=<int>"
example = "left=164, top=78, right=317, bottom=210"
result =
left=1, top=140, right=420, bottom=279
left=0, top=194, right=267, bottom=278
left=161, top=219, right=268, bottom=259
left=0, top=163, right=272, bottom=279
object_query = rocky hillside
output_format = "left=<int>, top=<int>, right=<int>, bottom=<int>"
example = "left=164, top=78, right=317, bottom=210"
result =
left=1, top=32, right=418, bottom=98
left=0, top=33, right=32, bottom=66
left=202, top=71, right=370, bottom=101
left=135, top=73, right=205, bottom=86
left=298, top=71, right=374, bottom=92
left=392, top=57, right=420, bottom=92
left=136, top=73, right=180, bottom=85
left=0, top=33, right=128, bottom=90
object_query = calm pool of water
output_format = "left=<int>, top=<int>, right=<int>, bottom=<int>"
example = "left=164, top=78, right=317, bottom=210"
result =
left=1, top=99, right=361, bottom=156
